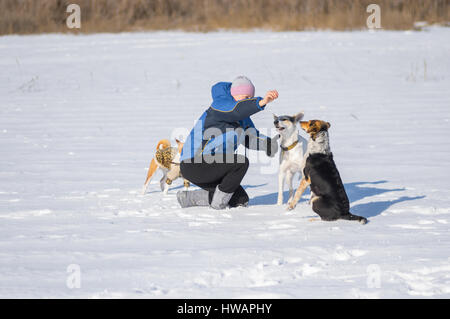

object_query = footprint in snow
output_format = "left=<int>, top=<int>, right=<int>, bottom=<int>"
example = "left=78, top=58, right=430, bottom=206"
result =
left=333, top=246, right=368, bottom=261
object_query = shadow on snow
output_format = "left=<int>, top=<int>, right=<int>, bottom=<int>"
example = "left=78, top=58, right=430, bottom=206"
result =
left=249, top=180, right=425, bottom=219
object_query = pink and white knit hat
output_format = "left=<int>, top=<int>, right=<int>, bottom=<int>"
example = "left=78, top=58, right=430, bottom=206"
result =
left=230, top=76, right=255, bottom=97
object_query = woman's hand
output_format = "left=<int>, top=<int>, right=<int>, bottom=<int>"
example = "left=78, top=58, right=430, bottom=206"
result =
left=259, top=90, right=279, bottom=107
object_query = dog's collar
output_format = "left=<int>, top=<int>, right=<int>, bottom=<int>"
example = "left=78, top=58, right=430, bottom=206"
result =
left=280, top=139, right=298, bottom=152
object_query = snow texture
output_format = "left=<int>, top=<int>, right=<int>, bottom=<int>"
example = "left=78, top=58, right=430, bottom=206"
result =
left=0, top=27, right=449, bottom=298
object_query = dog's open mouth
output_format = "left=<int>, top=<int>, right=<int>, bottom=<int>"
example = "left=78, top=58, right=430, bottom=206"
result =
left=277, top=127, right=285, bottom=131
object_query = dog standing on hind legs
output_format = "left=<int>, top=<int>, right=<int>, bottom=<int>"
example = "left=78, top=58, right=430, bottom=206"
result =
left=273, top=112, right=308, bottom=205
left=142, top=139, right=190, bottom=195
left=287, top=120, right=367, bottom=224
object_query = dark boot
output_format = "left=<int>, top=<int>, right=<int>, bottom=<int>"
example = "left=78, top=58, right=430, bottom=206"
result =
left=228, top=186, right=249, bottom=208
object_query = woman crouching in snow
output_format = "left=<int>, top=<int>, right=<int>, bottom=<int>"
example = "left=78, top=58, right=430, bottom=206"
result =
left=177, top=76, right=279, bottom=209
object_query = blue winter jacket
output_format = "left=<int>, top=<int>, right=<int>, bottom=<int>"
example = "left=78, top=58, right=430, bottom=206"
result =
left=180, top=82, right=269, bottom=162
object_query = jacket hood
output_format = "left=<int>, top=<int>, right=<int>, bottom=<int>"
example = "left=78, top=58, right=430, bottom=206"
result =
left=211, top=82, right=233, bottom=101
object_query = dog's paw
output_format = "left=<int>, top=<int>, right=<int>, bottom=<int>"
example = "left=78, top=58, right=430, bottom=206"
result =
left=286, top=201, right=296, bottom=211
left=277, top=197, right=284, bottom=206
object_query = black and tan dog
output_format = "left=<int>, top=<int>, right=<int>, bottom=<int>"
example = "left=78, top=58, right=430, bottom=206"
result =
left=287, top=120, right=367, bottom=224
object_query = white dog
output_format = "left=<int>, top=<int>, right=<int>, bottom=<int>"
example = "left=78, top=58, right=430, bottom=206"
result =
left=273, top=112, right=308, bottom=205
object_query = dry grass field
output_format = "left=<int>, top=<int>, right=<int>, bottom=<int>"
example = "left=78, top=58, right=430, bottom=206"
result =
left=0, top=0, right=448, bottom=35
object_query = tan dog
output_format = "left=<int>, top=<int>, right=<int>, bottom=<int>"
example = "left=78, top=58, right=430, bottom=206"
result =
left=142, top=139, right=190, bottom=195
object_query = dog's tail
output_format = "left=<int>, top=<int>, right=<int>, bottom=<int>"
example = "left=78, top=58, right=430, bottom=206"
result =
left=143, top=158, right=158, bottom=194
left=156, top=139, right=171, bottom=151
left=341, top=212, right=368, bottom=225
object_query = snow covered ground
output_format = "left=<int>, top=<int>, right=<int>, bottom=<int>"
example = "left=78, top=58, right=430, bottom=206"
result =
left=0, top=27, right=449, bottom=298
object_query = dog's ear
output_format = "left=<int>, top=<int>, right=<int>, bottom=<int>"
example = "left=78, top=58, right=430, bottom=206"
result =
left=319, top=121, right=330, bottom=131
left=175, top=139, right=183, bottom=153
left=273, top=114, right=278, bottom=121
left=293, top=112, right=304, bottom=122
